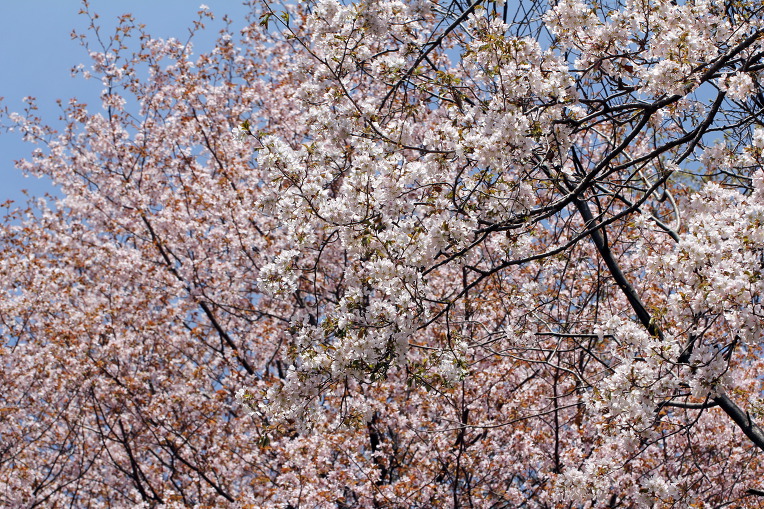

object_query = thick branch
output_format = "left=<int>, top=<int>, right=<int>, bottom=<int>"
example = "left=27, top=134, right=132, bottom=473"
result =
left=573, top=196, right=662, bottom=339
left=713, top=393, right=764, bottom=451
left=574, top=191, right=764, bottom=453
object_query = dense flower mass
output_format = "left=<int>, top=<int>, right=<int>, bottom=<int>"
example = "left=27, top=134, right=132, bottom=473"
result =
left=2, top=0, right=764, bottom=506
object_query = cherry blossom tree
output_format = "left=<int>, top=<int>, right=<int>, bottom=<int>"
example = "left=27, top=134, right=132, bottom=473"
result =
left=3, top=0, right=764, bottom=506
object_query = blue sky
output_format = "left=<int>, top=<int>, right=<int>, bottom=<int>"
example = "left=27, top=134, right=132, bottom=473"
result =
left=0, top=0, right=252, bottom=207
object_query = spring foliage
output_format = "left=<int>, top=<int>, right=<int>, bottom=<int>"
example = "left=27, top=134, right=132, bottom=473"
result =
left=3, top=0, right=764, bottom=506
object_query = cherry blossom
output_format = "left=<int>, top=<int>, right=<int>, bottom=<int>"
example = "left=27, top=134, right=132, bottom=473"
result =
left=2, top=0, right=764, bottom=506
